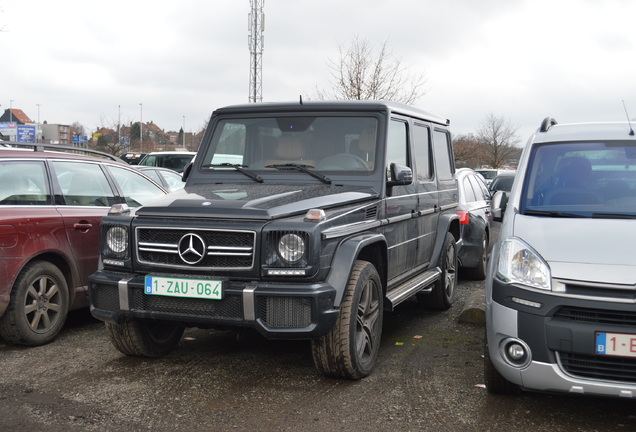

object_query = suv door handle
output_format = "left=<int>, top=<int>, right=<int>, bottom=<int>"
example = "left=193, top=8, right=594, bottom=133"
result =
left=74, top=223, right=93, bottom=230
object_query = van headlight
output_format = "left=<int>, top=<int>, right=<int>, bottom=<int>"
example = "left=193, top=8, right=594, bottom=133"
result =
left=496, top=238, right=550, bottom=290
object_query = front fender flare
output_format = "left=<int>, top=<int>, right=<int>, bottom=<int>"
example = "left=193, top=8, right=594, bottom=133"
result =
left=325, top=233, right=386, bottom=307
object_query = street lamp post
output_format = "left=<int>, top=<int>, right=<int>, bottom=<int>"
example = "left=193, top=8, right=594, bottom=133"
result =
left=9, top=100, right=13, bottom=123
left=36, top=104, right=41, bottom=143
left=139, top=103, right=143, bottom=151
left=182, top=115, right=186, bottom=148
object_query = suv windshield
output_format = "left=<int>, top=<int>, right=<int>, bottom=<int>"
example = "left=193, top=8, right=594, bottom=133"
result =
left=521, top=141, right=636, bottom=217
left=199, top=116, right=378, bottom=173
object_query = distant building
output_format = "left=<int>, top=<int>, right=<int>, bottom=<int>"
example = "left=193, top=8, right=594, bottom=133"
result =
left=41, top=122, right=72, bottom=145
left=0, top=108, right=37, bottom=142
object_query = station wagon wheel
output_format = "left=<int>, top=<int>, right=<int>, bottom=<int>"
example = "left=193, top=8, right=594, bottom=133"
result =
left=0, top=261, right=69, bottom=346
left=106, top=319, right=185, bottom=357
left=311, top=260, right=383, bottom=379
left=417, top=232, right=457, bottom=310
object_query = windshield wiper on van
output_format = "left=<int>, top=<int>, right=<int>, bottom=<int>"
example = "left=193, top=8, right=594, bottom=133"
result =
left=265, top=163, right=332, bottom=184
left=524, top=209, right=585, bottom=218
left=591, top=213, right=636, bottom=219
left=201, top=163, right=263, bottom=183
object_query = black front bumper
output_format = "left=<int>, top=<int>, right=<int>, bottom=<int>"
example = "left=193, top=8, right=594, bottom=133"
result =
left=88, top=270, right=339, bottom=340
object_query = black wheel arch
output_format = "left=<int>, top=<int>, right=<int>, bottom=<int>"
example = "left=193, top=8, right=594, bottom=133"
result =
left=326, top=233, right=387, bottom=307
left=430, top=211, right=461, bottom=268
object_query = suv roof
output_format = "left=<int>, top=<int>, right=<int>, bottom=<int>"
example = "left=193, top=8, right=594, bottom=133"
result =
left=213, top=100, right=451, bottom=126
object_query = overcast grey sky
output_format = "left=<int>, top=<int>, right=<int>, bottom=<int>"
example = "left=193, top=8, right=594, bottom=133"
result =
left=4, top=0, right=636, bottom=143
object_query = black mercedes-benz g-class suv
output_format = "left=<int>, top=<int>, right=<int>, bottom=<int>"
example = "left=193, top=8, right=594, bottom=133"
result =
left=88, top=100, right=461, bottom=379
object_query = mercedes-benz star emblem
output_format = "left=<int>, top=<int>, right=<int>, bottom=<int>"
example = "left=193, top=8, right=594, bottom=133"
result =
left=178, top=233, right=206, bottom=265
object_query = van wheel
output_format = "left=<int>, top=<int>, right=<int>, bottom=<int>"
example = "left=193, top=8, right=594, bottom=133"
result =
left=0, top=261, right=69, bottom=346
left=311, top=260, right=383, bottom=379
left=106, top=319, right=184, bottom=357
left=418, top=232, right=457, bottom=310
left=484, top=331, right=521, bottom=395
left=465, top=231, right=488, bottom=281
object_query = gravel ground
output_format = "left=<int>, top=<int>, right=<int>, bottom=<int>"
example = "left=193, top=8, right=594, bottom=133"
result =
left=1, top=278, right=635, bottom=432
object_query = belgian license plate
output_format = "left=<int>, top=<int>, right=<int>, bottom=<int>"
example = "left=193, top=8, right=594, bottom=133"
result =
left=144, top=276, right=222, bottom=300
left=595, top=332, right=636, bottom=357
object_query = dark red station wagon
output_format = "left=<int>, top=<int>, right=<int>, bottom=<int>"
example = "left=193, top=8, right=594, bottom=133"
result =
left=0, top=144, right=168, bottom=346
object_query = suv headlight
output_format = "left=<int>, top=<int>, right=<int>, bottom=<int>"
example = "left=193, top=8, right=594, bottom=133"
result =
left=104, top=225, right=129, bottom=259
left=496, top=238, right=551, bottom=290
left=278, top=233, right=305, bottom=263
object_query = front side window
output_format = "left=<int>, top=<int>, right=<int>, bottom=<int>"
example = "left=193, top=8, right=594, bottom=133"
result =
left=200, top=116, right=379, bottom=173
left=52, top=161, right=115, bottom=207
left=522, top=141, right=636, bottom=217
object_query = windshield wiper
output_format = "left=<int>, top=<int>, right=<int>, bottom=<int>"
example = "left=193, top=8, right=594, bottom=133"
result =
left=591, top=213, right=636, bottom=219
left=265, top=163, right=332, bottom=184
left=201, top=163, right=263, bottom=183
left=524, top=209, right=585, bottom=218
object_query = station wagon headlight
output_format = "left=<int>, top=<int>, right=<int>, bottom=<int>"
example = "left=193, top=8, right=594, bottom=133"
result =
left=278, top=233, right=305, bottom=263
left=496, top=238, right=550, bottom=290
left=105, top=226, right=129, bottom=258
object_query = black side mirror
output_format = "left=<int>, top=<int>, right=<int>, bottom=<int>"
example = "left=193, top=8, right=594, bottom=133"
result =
left=387, top=163, right=413, bottom=187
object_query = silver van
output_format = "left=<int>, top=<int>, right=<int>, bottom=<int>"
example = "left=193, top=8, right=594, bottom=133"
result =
left=485, top=118, right=636, bottom=397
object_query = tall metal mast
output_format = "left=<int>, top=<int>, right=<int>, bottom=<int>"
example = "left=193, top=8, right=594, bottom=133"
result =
left=248, top=0, right=264, bottom=103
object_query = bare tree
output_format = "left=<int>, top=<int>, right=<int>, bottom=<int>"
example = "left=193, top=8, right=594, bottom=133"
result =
left=452, top=133, right=489, bottom=168
left=315, top=37, right=427, bottom=104
left=475, top=113, right=522, bottom=169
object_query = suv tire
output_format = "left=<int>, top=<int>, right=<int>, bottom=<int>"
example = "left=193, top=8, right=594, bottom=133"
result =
left=106, top=319, right=185, bottom=357
left=311, top=260, right=383, bottom=379
left=0, top=261, right=69, bottom=346
left=417, top=232, right=457, bottom=310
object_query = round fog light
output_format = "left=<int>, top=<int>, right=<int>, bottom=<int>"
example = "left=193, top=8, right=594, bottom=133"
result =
left=507, top=343, right=526, bottom=361
left=501, top=338, right=531, bottom=368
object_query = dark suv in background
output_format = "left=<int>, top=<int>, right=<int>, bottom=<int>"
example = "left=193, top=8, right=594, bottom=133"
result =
left=0, top=144, right=168, bottom=346
left=89, top=101, right=462, bottom=379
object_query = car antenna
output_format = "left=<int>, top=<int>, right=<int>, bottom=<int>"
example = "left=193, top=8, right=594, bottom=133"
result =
left=299, top=95, right=303, bottom=105
left=622, top=100, right=635, bottom=136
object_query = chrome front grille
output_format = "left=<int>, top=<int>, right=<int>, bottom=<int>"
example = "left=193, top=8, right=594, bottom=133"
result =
left=136, top=227, right=256, bottom=270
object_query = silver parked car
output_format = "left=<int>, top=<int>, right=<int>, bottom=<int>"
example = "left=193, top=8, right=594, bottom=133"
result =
left=485, top=118, right=636, bottom=398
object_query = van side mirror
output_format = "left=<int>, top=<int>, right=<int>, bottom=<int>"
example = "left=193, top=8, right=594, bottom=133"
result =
left=387, top=163, right=413, bottom=187
left=492, top=190, right=508, bottom=222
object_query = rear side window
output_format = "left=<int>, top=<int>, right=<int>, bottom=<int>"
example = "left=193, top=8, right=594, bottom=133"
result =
left=412, top=123, right=431, bottom=180
left=0, top=161, right=49, bottom=205
left=432, top=130, right=453, bottom=180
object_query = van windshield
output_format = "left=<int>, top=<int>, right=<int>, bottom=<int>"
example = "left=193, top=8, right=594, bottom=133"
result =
left=521, top=141, right=636, bottom=218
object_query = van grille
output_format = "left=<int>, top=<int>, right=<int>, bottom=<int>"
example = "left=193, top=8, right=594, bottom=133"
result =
left=559, top=352, right=636, bottom=384
left=136, top=227, right=255, bottom=270
left=553, top=306, right=636, bottom=326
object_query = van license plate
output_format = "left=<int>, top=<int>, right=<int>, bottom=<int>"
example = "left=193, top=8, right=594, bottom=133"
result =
left=144, top=276, right=222, bottom=300
left=595, top=332, right=636, bottom=357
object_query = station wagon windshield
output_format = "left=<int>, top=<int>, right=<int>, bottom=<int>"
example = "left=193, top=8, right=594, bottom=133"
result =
left=521, top=141, right=636, bottom=217
left=199, top=116, right=379, bottom=174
